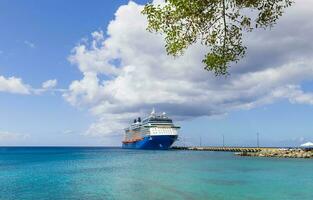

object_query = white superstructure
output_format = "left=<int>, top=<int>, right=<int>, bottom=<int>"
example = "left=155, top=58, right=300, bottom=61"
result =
left=123, top=109, right=179, bottom=142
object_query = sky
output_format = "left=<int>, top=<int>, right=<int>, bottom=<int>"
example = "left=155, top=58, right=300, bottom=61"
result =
left=0, top=0, right=313, bottom=147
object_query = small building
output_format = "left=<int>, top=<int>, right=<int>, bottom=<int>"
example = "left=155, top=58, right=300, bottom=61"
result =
left=300, top=142, right=313, bottom=151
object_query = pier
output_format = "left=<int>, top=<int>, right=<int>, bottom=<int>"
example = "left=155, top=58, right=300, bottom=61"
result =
left=172, top=146, right=272, bottom=152
left=172, top=146, right=313, bottom=158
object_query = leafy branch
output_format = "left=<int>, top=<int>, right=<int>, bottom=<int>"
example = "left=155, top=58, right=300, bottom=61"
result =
left=142, top=0, right=293, bottom=76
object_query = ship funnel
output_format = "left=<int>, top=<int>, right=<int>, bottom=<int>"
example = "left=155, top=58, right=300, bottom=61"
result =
left=138, top=117, right=141, bottom=122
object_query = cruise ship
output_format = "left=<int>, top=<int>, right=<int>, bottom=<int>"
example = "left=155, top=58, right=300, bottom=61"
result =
left=122, top=109, right=180, bottom=149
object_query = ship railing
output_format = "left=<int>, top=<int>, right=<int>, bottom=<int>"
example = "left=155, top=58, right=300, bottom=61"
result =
left=122, top=137, right=144, bottom=144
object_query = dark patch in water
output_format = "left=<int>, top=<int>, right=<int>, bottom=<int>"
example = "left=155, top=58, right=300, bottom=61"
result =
left=203, top=178, right=247, bottom=186
left=63, top=166, right=123, bottom=175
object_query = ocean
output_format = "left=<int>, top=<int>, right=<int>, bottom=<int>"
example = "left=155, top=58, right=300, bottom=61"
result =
left=0, top=147, right=312, bottom=200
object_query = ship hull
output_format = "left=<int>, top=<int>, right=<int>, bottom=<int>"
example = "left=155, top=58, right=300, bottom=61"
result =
left=122, top=135, right=177, bottom=150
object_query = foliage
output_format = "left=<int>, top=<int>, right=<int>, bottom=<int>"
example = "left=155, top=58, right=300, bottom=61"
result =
left=142, top=0, right=293, bottom=76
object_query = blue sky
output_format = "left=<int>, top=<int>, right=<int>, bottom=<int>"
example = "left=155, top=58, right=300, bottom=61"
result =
left=0, top=0, right=134, bottom=145
left=0, top=0, right=313, bottom=146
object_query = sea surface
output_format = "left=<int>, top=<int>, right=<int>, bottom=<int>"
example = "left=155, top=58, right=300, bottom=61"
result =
left=0, top=147, right=312, bottom=200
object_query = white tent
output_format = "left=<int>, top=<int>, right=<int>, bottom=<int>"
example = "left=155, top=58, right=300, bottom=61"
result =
left=300, top=142, right=313, bottom=148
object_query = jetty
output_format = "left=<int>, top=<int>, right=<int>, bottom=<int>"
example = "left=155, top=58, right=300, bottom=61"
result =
left=172, top=146, right=313, bottom=159
left=172, top=146, right=271, bottom=152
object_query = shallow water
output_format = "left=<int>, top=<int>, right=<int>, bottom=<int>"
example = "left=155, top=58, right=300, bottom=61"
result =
left=0, top=147, right=312, bottom=200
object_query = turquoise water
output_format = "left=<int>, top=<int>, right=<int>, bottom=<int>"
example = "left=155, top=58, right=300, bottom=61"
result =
left=0, top=147, right=312, bottom=200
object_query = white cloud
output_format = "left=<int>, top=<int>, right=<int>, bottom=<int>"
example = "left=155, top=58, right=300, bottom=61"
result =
left=64, top=0, right=313, bottom=139
left=0, top=76, right=31, bottom=94
left=0, top=75, right=65, bottom=95
left=63, top=72, right=103, bottom=106
left=63, top=130, right=76, bottom=134
left=42, top=79, right=57, bottom=89
left=0, top=131, right=29, bottom=142
left=273, top=85, right=313, bottom=105
left=24, top=40, right=35, bottom=48
left=33, top=79, right=64, bottom=94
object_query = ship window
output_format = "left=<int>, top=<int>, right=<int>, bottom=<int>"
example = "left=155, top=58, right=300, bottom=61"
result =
left=149, top=119, right=173, bottom=123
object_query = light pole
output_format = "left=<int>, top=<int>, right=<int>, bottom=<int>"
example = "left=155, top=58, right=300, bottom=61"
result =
left=223, top=134, right=225, bottom=147
left=181, top=136, right=185, bottom=148
left=257, top=132, right=260, bottom=148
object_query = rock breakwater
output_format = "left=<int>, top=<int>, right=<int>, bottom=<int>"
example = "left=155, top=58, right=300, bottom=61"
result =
left=236, top=149, right=313, bottom=158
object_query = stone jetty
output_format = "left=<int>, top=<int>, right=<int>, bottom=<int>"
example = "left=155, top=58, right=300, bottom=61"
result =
left=172, top=146, right=266, bottom=152
left=236, top=148, right=313, bottom=159
left=172, top=146, right=313, bottom=159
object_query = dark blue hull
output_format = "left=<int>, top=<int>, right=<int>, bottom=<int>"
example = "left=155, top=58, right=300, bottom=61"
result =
left=122, top=135, right=177, bottom=150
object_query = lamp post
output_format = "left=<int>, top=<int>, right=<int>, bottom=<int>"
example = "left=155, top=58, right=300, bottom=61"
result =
left=257, top=132, right=260, bottom=148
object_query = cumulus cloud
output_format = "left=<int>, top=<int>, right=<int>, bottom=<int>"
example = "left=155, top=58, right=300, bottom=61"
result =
left=42, top=79, right=57, bottom=89
left=273, top=85, right=313, bottom=105
left=0, top=76, right=31, bottom=94
left=0, top=75, right=65, bottom=95
left=32, top=79, right=65, bottom=94
left=64, top=0, right=313, bottom=138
